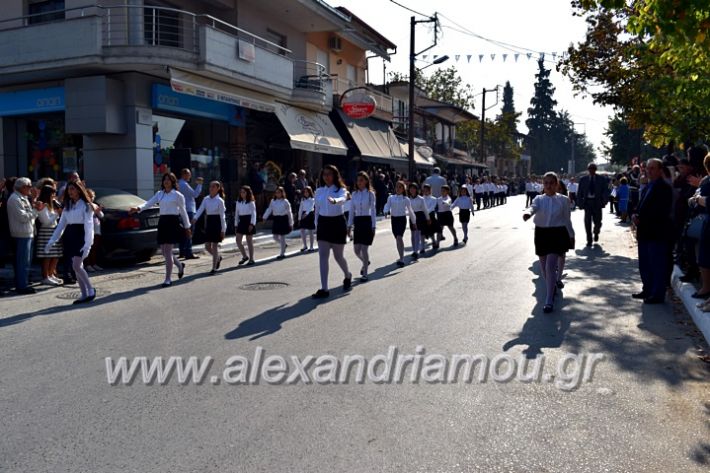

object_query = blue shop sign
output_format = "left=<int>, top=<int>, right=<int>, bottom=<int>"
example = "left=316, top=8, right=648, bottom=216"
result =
left=151, top=84, right=246, bottom=127
left=0, top=87, right=65, bottom=116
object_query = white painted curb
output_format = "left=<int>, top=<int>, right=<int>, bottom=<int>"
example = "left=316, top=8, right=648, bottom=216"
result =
left=671, top=265, right=710, bottom=345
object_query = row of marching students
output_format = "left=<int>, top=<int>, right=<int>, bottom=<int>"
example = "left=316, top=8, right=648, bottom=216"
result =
left=384, top=180, right=474, bottom=267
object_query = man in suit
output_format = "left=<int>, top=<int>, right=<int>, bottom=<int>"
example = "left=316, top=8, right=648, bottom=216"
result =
left=576, top=162, right=610, bottom=246
left=632, top=158, right=673, bottom=304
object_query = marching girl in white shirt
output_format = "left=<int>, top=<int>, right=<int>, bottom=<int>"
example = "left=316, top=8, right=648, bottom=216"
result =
left=312, top=164, right=352, bottom=299
left=450, top=185, right=474, bottom=244
left=347, top=172, right=377, bottom=281
left=45, top=180, right=96, bottom=303
left=523, top=172, right=575, bottom=313
left=193, top=181, right=227, bottom=274
left=263, top=187, right=294, bottom=260
left=235, top=186, right=257, bottom=266
left=421, top=183, right=439, bottom=251
left=384, top=181, right=415, bottom=267
left=437, top=185, right=458, bottom=247
left=298, top=186, right=316, bottom=252
left=408, top=183, right=428, bottom=260
left=343, top=189, right=352, bottom=241
left=130, top=172, right=190, bottom=287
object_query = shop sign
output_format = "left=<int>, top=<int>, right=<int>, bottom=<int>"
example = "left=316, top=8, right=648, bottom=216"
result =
left=340, top=89, right=377, bottom=119
left=0, top=87, right=65, bottom=117
left=152, top=84, right=246, bottom=127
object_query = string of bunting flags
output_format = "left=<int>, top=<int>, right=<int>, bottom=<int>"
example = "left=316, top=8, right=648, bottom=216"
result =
left=421, top=51, right=569, bottom=64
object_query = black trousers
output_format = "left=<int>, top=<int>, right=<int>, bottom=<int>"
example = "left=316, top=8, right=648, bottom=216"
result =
left=583, top=201, right=603, bottom=242
left=475, top=193, right=482, bottom=210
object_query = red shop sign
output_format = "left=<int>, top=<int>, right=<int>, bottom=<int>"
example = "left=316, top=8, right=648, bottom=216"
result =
left=340, top=89, right=377, bottom=119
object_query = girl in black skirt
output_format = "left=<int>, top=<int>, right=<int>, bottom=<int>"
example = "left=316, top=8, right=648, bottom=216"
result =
left=450, top=185, right=474, bottom=244
left=384, top=181, right=415, bottom=267
left=523, top=172, right=575, bottom=313
left=193, top=181, right=226, bottom=274
left=298, top=186, right=316, bottom=252
left=422, top=184, right=440, bottom=251
left=347, top=172, right=377, bottom=281
left=235, top=186, right=257, bottom=266
left=130, top=173, right=190, bottom=287
left=408, top=183, right=428, bottom=260
left=262, top=187, right=293, bottom=260
left=312, top=165, right=352, bottom=299
left=45, top=180, right=96, bottom=304
left=437, top=185, right=458, bottom=247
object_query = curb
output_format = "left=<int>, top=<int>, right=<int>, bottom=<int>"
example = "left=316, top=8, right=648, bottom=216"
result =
left=671, top=265, right=710, bottom=346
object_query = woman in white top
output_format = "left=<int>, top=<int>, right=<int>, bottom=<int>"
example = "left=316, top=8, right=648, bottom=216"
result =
left=437, top=185, right=458, bottom=247
left=45, top=180, right=96, bottom=304
left=450, top=185, right=474, bottom=244
left=235, top=186, right=257, bottom=266
left=523, top=172, right=575, bottom=313
left=298, top=186, right=316, bottom=252
left=193, top=181, right=227, bottom=274
left=35, top=184, right=63, bottom=286
left=84, top=188, right=104, bottom=273
left=384, top=180, right=415, bottom=267
left=312, top=165, right=352, bottom=299
left=130, top=172, right=190, bottom=287
left=262, top=186, right=293, bottom=260
left=408, top=183, right=428, bottom=259
left=347, top=172, right=377, bottom=281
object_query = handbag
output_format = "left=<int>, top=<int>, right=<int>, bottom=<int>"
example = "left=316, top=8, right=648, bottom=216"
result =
left=686, top=214, right=707, bottom=240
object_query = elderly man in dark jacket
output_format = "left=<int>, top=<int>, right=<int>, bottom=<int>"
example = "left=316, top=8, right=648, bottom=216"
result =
left=632, top=158, right=673, bottom=304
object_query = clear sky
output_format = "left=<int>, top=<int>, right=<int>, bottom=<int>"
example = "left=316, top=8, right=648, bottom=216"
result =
left=335, top=0, right=613, bottom=159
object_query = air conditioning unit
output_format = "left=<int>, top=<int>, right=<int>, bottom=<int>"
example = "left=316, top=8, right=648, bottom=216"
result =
left=328, top=36, right=342, bottom=52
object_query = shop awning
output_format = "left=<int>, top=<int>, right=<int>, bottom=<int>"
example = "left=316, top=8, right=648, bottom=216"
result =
left=399, top=141, right=435, bottom=168
left=274, top=104, right=348, bottom=155
left=169, top=68, right=276, bottom=113
left=435, top=153, right=480, bottom=168
left=336, top=110, right=407, bottom=164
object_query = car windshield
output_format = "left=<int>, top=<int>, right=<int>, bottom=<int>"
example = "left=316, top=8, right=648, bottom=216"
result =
left=92, top=188, right=146, bottom=209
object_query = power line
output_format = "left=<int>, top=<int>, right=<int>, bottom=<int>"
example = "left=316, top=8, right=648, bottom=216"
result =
left=388, top=0, right=429, bottom=18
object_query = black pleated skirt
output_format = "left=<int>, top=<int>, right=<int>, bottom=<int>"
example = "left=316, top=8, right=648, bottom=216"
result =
left=272, top=215, right=292, bottom=235
left=425, top=211, right=440, bottom=236
left=534, top=226, right=571, bottom=256
left=317, top=215, right=347, bottom=244
left=391, top=216, right=407, bottom=237
left=459, top=209, right=471, bottom=223
left=157, top=215, right=182, bottom=245
left=353, top=216, right=375, bottom=246
left=411, top=211, right=427, bottom=232
left=63, top=224, right=85, bottom=258
left=204, top=215, right=223, bottom=242
left=236, top=215, right=256, bottom=235
left=438, top=210, right=454, bottom=227
left=300, top=211, right=315, bottom=230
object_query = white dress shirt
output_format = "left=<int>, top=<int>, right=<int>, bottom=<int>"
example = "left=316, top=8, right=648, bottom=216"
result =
left=235, top=200, right=257, bottom=226
left=451, top=196, right=474, bottom=210
left=527, top=193, right=575, bottom=237
left=37, top=207, right=59, bottom=228
left=178, top=179, right=202, bottom=213
left=423, top=195, right=438, bottom=213
left=437, top=195, right=453, bottom=212
left=194, top=195, right=227, bottom=233
left=314, top=185, right=347, bottom=226
left=384, top=194, right=414, bottom=218
left=139, top=189, right=191, bottom=228
left=348, top=190, right=376, bottom=228
left=263, top=199, right=294, bottom=227
left=298, top=197, right=315, bottom=218
left=474, top=184, right=483, bottom=194
left=568, top=182, right=579, bottom=193
left=410, top=195, right=427, bottom=214
left=46, top=199, right=94, bottom=254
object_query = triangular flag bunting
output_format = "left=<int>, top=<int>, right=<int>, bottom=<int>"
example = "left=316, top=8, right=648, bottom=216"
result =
left=502, top=54, right=508, bottom=62
left=478, top=54, right=484, bottom=62
left=455, top=54, right=461, bottom=62
left=433, top=55, right=438, bottom=61
left=422, top=55, right=428, bottom=61
left=526, top=53, right=532, bottom=60
left=514, top=53, right=520, bottom=62
left=466, top=54, right=472, bottom=63
left=490, top=54, right=496, bottom=61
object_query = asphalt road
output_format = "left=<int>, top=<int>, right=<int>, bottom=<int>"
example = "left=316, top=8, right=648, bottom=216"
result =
left=1, top=195, right=708, bottom=473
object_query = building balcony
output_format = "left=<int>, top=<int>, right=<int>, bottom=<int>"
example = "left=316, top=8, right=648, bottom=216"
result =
left=0, top=5, right=330, bottom=111
left=331, top=78, right=393, bottom=121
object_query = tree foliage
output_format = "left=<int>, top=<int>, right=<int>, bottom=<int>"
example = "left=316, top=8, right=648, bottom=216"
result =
left=603, top=114, right=664, bottom=165
left=389, top=67, right=476, bottom=111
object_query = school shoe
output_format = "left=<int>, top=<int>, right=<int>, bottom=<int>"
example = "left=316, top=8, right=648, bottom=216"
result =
left=247, top=259, right=255, bottom=266
left=463, top=237, right=468, bottom=244
left=396, top=260, right=405, bottom=268
left=161, top=281, right=172, bottom=288
left=301, top=247, right=308, bottom=252
left=594, top=233, right=599, bottom=242
left=177, top=262, right=185, bottom=279
left=185, top=255, right=200, bottom=260
left=543, top=304, right=554, bottom=314
left=309, top=247, right=316, bottom=252
left=216, top=256, right=223, bottom=270
left=312, top=289, right=330, bottom=299
left=453, top=239, right=459, bottom=247
left=209, top=269, right=216, bottom=275
left=238, top=256, right=249, bottom=265
left=343, top=274, right=352, bottom=290
left=276, top=254, right=286, bottom=260
left=412, top=252, right=419, bottom=260
left=556, top=280, right=565, bottom=289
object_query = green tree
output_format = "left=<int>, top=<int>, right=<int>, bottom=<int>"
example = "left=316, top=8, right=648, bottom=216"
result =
left=526, top=59, right=558, bottom=173
left=389, top=66, right=476, bottom=111
left=603, top=115, right=663, bottom=165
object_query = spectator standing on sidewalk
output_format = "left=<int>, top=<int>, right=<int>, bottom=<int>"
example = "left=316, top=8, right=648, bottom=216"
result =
left=631, top=158, right=673, bottom=304
left=7, top=178, right=39, bottom=294
left=35, top=185, right=63, bottom=285
left=178, top=168, right=202, bottom=260
left=0, top=177, right=17, bottom=295
left=577, top=163, right=610, bottom=246
left=424, top=167, right=447, bottom=198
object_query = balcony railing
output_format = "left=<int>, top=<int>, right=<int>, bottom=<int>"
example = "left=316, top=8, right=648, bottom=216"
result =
left=294, top=61, right=328, bottom=94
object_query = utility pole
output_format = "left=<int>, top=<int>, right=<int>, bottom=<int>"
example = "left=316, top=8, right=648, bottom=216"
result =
left=479, top=86, right=499, bottom=167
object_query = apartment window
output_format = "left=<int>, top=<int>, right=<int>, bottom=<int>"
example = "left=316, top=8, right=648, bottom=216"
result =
left=346, top=64, right=356, bottom=86
left=28, top=0, right=65, bottom=24
left=264, top=29, right=287, bottom=55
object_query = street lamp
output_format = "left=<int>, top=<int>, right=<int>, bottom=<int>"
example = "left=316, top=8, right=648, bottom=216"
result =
left=419, top=55, right=450, bottom=71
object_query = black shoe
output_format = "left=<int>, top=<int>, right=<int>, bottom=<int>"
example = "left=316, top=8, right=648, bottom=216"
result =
left=594, top=234, right=599, bottom=242
left=161, top=281, right=172, bottom=288
left=463, top=237, right=468, bottom=244
left=238, top=256, right=249, bottom=265
left=412, top=252, right=419, bottom=260
left=632, top=292, right=647, bottom=299
left=16, top=287, right=36, bottom=295
left=312, top=289, right=330, bottom=299
left=300, top=247, right=308, bottom=252
left=453, top=240, right=459, bottom=247
left=543, top=304, right=554, bottom=313
left=586, top=241, right=592, bottom=247
left=276, top=254, right=286, bottom=260
left=343, top=275, right=352, bottom=290
left=84, top=290, right=96, bottom=302
left=63, top=278, right=77, bottom=285
left=209, top=269, right=216, bottom=275
left=177, top=262, right=185, bottom=279
left=396, top=260, right=405, bottom=267
left=643, top=297, right=664, bottom=304
left=360, top=275, right=369, bottom=282
left=556, top=280, right=565, bottom=289
left=185, top=255, right=200, bottom=260
left=73, top=297, right=88, bottom=305
left=247, top=259, right=255, bottom=266
left=691, top=291, right=710, bottom=299
left=216, top=256, right=223, bottom=270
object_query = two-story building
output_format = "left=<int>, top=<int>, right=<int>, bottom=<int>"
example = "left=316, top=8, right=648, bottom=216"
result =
left=0, top=0, right=394, bottom=201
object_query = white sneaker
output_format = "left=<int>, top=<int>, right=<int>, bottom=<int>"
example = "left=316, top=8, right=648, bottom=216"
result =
left=42, top=277, right=61, bottom=286
left=50, top=276, right=64, bottom=285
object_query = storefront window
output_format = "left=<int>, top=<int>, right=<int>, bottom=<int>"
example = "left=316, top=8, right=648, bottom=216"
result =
left=24, top=115, right=82, bottom=182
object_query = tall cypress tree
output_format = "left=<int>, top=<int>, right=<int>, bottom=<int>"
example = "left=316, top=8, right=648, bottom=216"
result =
left=526, top=59, right=558, bottom=173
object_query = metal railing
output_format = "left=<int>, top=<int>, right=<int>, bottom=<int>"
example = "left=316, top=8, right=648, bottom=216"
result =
left=293, top=61, right=328, bottom=95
